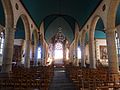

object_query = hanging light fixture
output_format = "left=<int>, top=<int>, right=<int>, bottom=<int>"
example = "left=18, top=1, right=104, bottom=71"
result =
left=54, top=29, right=65, bottom=43
left=54, top=0, right=65, bottom=43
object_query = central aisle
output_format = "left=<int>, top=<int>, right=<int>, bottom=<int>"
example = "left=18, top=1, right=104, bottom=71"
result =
left=49, top=67, right=76, bottom=90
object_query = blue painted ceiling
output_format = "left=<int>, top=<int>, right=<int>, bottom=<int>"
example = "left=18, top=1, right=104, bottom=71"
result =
left=45, top=17, right=74, bottom=43
left=0, top=1, right=5, bottom=26
left=20, top=0, right=102, bottom=43
left=44, top=15, right=76, bottom=34
left=15, top=18, right=25, bottom=39
left=85, top=18, right=106, bottom=42
left=116, top=3, right=120, bottom=26
left=95, top=18, right=106, bottom=39
left=0, top=1, right=120, bottom=42
left=21, top=0, right=102, bottom=28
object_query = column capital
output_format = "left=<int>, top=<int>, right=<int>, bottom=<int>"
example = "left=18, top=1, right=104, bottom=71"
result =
left=4, top=27, right=16, bottom=32
left=105, top=27, right=116, bottom=33
left=26, top=39, right=31, bottom=44
left=26, top=39, right=31, bottom=41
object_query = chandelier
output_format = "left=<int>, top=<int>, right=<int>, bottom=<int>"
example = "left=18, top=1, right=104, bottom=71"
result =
left=54, top=26, right=65, bottom=43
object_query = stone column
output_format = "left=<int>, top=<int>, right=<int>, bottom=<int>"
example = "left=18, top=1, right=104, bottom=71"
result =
left=31, top=44, right=34, bottom=64
left=1, top=27, right=15, bottom=73
left=75, top=42, right=78, bottom=66
left=34, top=44, right=38, bottom=66
left=69, top=45, right=73, bottom=64
left=24, top=40, right=30, bottom=68
left=52, top=44, right=55, bottom=65
left=72, top=44, right=75, bottom=65
left=81, top=39, right=86, bottom=67
left=106, top=29, right=119, bottom=80
left=45, top=46, right=48, bottom=65
left=89, top=31, right=96, bottom=68
left=40, top=45, right=43, bottom=66
left=42, top=43, right=45, bottom=66
left=72, top=43, right=75, bottom=65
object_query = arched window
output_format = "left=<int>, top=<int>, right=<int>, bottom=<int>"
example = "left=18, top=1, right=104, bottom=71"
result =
left=54, top=42, right=63, bottom=59
left=37, top=47, right=41, bottom=59
left=115, top=32, right=120, bottom=55
left=0, top=32, right=4, bottom=54
left=77, top=47, right=81, bottom=59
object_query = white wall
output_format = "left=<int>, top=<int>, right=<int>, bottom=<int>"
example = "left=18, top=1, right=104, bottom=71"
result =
left=14, top=39, right=24, bottom=45
left=95, top=39, right=108, bottom=65
left=85, top=39, right=108, bottom=65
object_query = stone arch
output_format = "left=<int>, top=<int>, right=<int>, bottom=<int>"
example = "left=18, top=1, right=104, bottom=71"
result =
left=89, top=15, right=105, bottom=46
left=107, top=0, right=120, bottom=29
left=13, top=16, right=25, bottom=65
left=90, top=15, right=101, bottom=32
left=89, top=15, right=105, bottom=68
left=16, top=14, right=30, bottom=40
left=15, top=14, right=31, bottom=68
left=1, top=0, right=15, bottom=72
left=1, top=0, right=14, bottom=27
left=80, top=29, right=88, bottom=67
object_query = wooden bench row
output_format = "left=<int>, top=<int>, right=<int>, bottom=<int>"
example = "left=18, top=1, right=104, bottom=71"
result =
left=65, top=65, right=120, bottom=90
left=0, top=65, right=54, bottom=90
left=0, top=78, right=49, bottom=90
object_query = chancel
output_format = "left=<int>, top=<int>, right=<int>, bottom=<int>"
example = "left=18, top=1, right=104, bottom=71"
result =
left=0, top=0, right=120, bottom=90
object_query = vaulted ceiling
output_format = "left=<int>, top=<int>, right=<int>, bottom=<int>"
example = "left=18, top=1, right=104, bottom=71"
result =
left=21, top=0, right=102, bottom=27
left=0, top=1, right=120, bottom=43
left=21, top=0, right=102, bottom=43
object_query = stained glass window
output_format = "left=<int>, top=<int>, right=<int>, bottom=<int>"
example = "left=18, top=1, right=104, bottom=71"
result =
left=77, top=47, right=81, bottom=59
left=54, top=42, right=63, bottom=59
left=37, top=47, right=41, bottom=59
left=115, top=32, right=120, bottom=55
left=0, top=32, right=4, bottom=54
